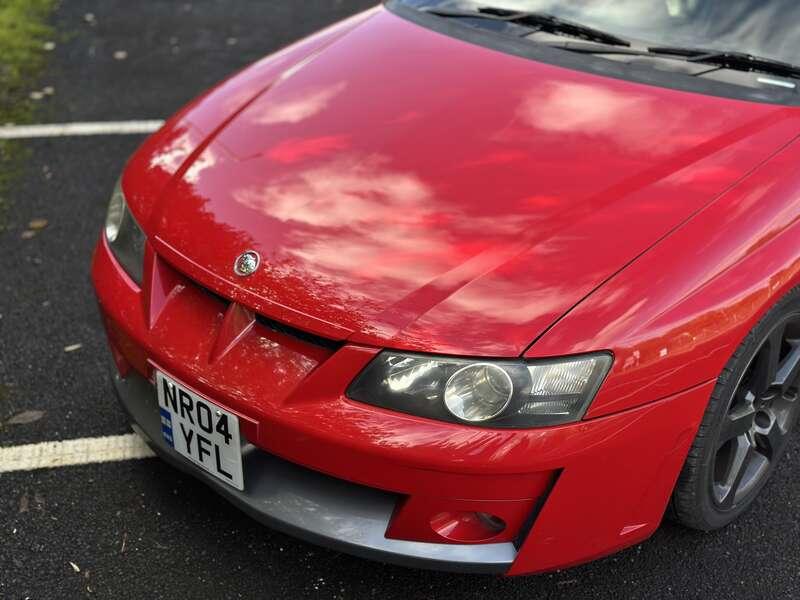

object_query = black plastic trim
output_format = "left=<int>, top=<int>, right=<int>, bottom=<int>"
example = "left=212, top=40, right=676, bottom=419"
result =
left=514, top=470, right=561, bottom=550
left=254, top=313, right=343, bottom=351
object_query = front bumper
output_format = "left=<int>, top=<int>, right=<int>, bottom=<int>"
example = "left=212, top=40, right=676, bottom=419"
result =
left=93, top=235, right=715, bottom=575
left=115, top=370, right=516, bottom=573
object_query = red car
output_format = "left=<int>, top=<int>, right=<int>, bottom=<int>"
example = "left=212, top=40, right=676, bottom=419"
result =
left=92, top=0, right=800, bottom=575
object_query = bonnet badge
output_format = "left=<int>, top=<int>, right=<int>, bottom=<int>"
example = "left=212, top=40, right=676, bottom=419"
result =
left=233, top=250, right=261, bottom=277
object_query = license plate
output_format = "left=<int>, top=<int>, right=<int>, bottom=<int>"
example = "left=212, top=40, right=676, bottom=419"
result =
left=155, top=371, right=244, bottom=490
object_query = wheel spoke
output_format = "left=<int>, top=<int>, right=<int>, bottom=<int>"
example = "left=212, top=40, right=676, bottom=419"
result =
left=771, top=392, right=799, bottom=430
left=750, top=324, right=785, bottom=396
left=716, top=435, right=755, bottom=509
left=719, top=404, right=755, bottom=445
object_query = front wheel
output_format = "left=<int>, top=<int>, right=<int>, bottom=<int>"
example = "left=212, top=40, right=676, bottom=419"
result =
left=671, top=287, right=800, bottom=530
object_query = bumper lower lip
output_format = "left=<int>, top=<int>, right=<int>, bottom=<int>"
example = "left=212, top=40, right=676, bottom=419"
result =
left=113, top=368, right=517, bottom=574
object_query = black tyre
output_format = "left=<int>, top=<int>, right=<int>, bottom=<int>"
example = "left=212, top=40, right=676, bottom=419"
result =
left=671, top=286, right=800, bottom=530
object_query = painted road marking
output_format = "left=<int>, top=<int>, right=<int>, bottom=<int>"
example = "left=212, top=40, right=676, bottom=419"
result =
left=0, top=120, right=165, bottom=140
left=0, top=434, right=155, bottom=473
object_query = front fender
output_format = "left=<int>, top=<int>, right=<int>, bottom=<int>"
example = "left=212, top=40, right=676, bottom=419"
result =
left=528, top=132, right=800, bottom=418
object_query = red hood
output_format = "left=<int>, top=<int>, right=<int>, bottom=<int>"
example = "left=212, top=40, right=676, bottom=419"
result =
left=135, top=8, right=800, bottom=357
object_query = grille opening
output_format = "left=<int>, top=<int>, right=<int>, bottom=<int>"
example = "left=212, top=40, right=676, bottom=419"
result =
left=254, top=313, right=343, bottom=351
left=180, top=268, right=343, bottom=352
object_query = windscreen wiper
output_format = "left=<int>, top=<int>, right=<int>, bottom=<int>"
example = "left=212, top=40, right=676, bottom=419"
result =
left=421, top=6, right=631, bottom=47
left=648, top=46, right=800, bottom=79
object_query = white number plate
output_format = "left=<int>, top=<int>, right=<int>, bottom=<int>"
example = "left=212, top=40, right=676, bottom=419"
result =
left=156, top=371, right=244, bottom=490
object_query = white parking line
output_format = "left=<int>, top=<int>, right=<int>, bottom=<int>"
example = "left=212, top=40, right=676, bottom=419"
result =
left=0, top=120, right=165, bottom=140
left=0, top=434, right=155, bottom=473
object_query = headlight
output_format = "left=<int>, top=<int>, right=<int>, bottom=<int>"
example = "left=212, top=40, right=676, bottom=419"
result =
left=105, top=179, right=146, bottom=285
left=347, top=351, right=612, bottom=428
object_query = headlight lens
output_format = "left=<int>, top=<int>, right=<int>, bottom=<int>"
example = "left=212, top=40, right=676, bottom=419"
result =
left=347, top=351, right=612, bottom=428
left=105, top=184, right=125, bottom=242
left=104, top=179, right=146, bottom=285
left=444, top=363, right=513, bottom=422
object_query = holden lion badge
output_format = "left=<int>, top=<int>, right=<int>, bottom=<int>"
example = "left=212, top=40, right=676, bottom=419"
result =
left=233, top=250, right=261, bottom=277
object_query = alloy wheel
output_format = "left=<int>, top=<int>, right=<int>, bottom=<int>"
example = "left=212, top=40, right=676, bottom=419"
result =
left=712, top=314, right=800, bottom=509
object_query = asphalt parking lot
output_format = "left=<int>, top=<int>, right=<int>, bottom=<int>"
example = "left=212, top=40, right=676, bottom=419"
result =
left=1, top=1, right=800, bottom=598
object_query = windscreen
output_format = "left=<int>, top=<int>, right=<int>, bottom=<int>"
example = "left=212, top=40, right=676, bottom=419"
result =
left=400, top=0, right=800, bottom=66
